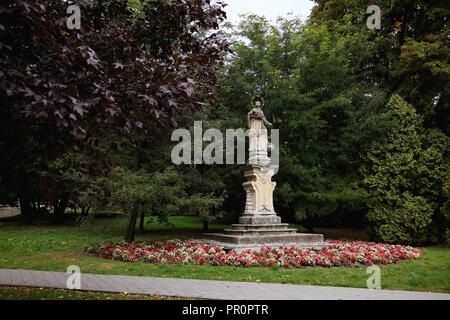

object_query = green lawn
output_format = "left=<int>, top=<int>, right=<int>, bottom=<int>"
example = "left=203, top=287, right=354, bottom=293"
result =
left=0, top=285, right=191, bottom=300
left=0, top=215, right=448, bottom=296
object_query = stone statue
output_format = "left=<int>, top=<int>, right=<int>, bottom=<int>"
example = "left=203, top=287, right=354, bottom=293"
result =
left=247, top=100, right=272, bottom=166
left=203, top=97, right=325, bottom=247
left=242, top=98, right=277, bottom=218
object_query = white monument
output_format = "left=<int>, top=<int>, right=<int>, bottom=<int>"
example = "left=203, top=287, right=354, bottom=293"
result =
left=204, top=98, right=324, bottom=248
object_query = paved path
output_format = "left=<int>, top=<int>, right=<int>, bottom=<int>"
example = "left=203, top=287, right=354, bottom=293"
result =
left=0, top=269, right=449, bottom=300
left=0, top=208, right=20, bottom=218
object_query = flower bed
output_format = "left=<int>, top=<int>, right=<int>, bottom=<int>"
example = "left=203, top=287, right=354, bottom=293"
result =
left=84, top=240, right=422, bottom=268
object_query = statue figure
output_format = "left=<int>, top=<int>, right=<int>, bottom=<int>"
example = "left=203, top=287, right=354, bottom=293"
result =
left=247, top=99, right=272, bottom=166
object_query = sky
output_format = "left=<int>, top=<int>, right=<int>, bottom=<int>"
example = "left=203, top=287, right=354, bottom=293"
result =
left=223, top=0, right=316, bottom=25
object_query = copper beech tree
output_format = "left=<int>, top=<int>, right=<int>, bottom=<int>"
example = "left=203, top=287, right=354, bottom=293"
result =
left=0, top=0, right=230, bottom=223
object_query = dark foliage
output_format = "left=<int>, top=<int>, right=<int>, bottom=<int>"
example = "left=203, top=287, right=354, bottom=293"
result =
left=0, top=0, right=230, bottom=223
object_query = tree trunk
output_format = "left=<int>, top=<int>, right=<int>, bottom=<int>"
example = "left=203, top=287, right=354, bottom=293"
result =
left=53, top=202, right=63, bottom=224
left=139, top=208, right=145, bottom=233
left=81, top=206, right=91, bottom=217
left=32, top=201, right=37, bottom=216
left=53, top=193, right=69, bottom=225
left=19, top=196, right=33, bottom=225
left=202, top=219, right=209, bottom=233
left=303, top=217, right=314, bottom=233
left=126, top=205, right=139, bottom=243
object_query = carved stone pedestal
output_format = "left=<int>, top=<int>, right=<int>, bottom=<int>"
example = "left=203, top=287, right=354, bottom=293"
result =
left=203, top=165, right=325, bottom=247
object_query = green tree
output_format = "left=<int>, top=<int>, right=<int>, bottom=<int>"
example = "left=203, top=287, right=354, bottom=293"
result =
left=109, top=167, right=186, bottom=242
left=361, top=94, right=448, bottom=244
left=310, top=0, right=449, bottom=131
left=442, top=166, right=450, bottom=243
left=219, top=15, right=386, bottom=229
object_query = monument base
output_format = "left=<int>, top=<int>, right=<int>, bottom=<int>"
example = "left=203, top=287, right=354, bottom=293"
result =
left=203, top=214, right=326, bottom=250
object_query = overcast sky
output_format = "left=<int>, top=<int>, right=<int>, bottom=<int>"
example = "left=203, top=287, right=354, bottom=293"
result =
left=223, top=0, right=316, bottom=25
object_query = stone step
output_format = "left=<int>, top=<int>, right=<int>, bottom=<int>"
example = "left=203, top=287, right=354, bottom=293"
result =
left=203, top=232, right=324, bottom=245
left=224, top=228, right=298, bottom=236
left=230, top=223, right=289, bottom=231
left=239, top=215, right=281, bottom=225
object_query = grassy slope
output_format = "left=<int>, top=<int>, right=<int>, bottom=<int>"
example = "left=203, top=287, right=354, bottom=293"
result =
left=0, top=285, right=191, bottom=300
left=0, top=216, right=448, bottom=294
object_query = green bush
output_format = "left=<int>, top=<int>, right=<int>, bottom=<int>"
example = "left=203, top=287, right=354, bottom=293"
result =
left=361, top=95, right=448, bottom=244
left=442, top=166, right=450, bottom=244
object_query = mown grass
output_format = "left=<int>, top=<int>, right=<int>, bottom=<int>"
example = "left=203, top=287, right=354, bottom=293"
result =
left=0, top=215, right=448, bottom=294
left=0, top=285, right=191, bottom=300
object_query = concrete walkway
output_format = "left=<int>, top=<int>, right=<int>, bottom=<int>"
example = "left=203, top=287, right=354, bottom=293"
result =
left=0, top=208, right=20, bottom=218
left=0, top=269, right=448, bottom=300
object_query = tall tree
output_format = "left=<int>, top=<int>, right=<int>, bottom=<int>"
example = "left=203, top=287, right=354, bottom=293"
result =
left=310, top=0, right=449, bottom=131
left=219, top=15, right=386, bottom=228
left=361, top=95, right=448, bottom=244
left=0, top=0, right=230, bottom=223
